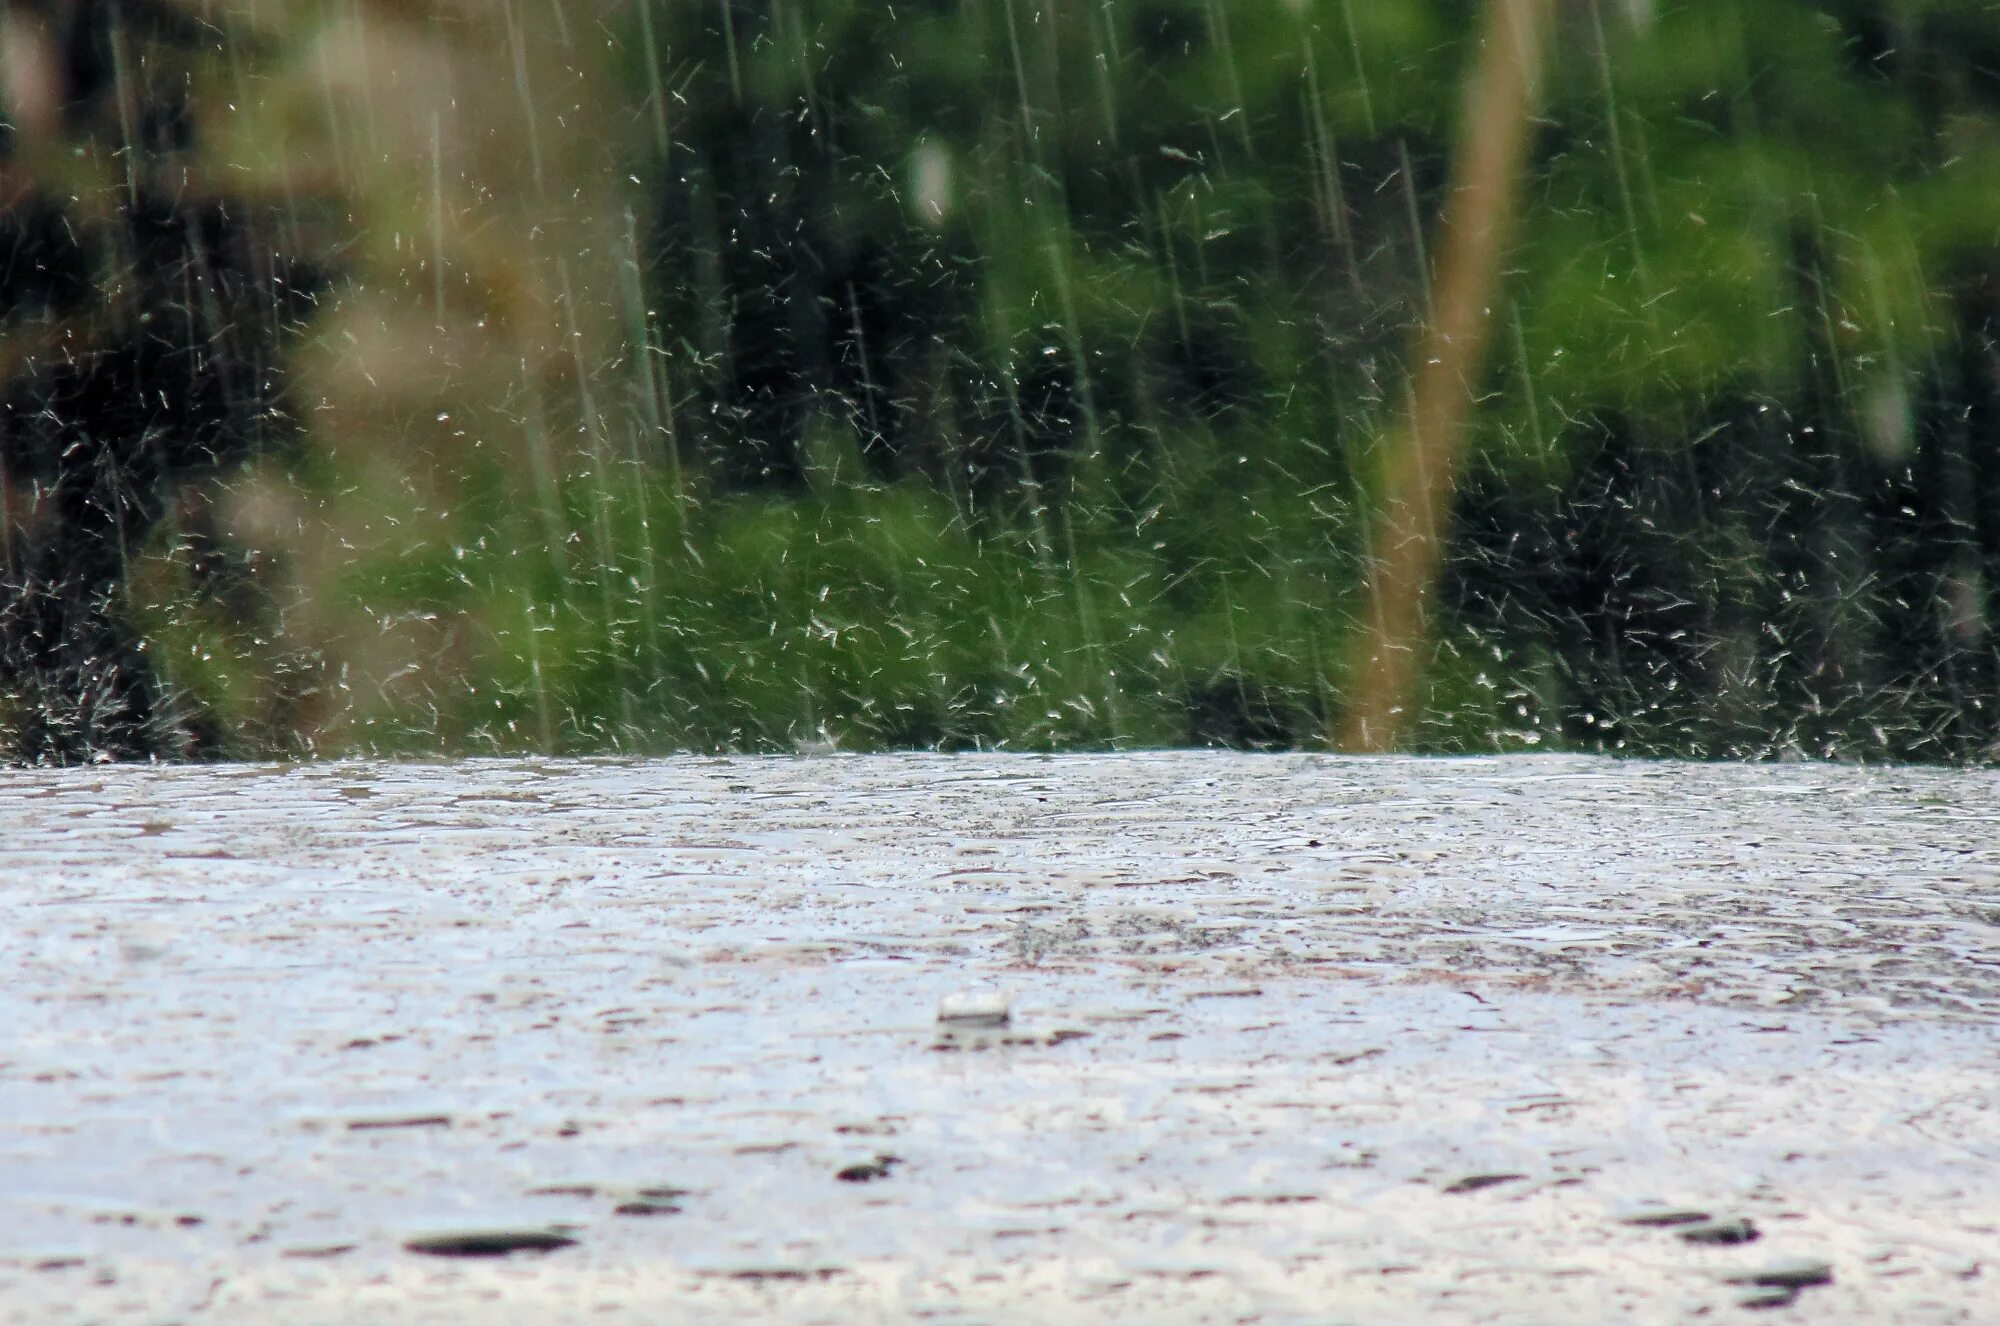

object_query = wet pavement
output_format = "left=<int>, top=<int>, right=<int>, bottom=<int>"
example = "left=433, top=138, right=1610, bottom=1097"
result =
left=1, top=753, right=1994, bottom=1323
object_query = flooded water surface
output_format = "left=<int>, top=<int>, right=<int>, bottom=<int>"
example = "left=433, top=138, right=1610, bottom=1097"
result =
left=1, top=753, right=1994, bottom=1322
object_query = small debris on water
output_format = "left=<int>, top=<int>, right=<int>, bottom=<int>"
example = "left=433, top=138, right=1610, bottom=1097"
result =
left=1678, top=1217, right=1760, bottom=1246
left=345, top=1113, right=451, bottom=1131
left=1328, top=1047, right=1385, bottom=1066
left=932, top=1022, right=1092, bottom=1051
left=85, top=1208, right=203, bottom=1229
left=404, top=1227, right=578, bottom=1258
left=1725, top=1259, right=1833, bottom=1290
left=1442, top=1172, right=1526, bottom=1195
left=530, top=1181, right=690, bottom=1215
left=634, top=1186, right=692, bottom=1202
left=28, top=1254, right=87, bottom=1272
left=835, top=1118, right=903, bottom=1137
left=280, top=1243, right=356, bottom=1260
left=836, top=1154, right=901, bottom=1183
left=696, top=1263, right=846, bottom=1283
left=1618, top=1204, right=1712, bottom=1228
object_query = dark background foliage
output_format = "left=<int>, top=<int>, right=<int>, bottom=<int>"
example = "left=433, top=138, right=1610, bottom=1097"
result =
left=7, top=0, right=2000, bottom=762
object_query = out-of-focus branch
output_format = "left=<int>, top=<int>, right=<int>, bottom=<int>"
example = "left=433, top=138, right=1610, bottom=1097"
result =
left=1335, top=0, right=1552, bottom=753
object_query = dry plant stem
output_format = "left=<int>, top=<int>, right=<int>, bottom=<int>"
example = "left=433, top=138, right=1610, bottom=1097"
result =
left=1336, top=0, right=1552, bottom=752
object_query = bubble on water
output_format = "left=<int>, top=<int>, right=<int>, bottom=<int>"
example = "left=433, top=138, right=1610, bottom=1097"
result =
left=936, top=988, right=1012, bottom=1028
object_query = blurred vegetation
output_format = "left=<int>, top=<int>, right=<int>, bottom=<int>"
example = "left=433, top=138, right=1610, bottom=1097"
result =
left=9, top=0, right=2000, bottom=761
